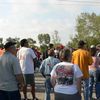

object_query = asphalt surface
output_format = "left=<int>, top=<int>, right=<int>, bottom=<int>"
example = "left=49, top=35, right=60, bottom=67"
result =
left=21, top=72, right=96, bottom=100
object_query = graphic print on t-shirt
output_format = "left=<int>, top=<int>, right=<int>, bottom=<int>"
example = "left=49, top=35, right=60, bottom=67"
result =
left=55, top=65, right=74, bottom=85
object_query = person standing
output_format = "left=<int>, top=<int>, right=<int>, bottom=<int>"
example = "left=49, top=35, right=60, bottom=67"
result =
left=89, top=45, right=100, bottom=100
left=0, top=41, right=24, bottom=100
left=40, top=49, right=60, bottom=100
left=72, top=40, right=93, bottom=100
left=51, top=48, right=83, bottom=100
left=17, top=39, right=38, bottom=100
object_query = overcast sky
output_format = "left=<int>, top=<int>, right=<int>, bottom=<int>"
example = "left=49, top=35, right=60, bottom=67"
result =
left=0, top=0, right=100, bottom=45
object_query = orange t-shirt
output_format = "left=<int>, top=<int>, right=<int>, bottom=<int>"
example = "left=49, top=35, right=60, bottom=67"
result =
left=72, top=49, right=93, bottom=79
left=0, top=49, right=4, bottom=56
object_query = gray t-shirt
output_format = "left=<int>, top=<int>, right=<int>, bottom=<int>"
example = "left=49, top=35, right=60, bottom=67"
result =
left=0, top=51, right=22, bottom=91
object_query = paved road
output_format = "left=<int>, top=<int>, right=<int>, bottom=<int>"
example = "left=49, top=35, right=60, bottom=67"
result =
left=21, top=72, right=96, bottom=100
left=21, top=72, right=54, bottom=100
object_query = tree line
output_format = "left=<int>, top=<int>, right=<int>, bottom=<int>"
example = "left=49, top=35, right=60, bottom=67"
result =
left=0, top=12, right=100, bottom=50
left=68, top=12, right=100, bottom=49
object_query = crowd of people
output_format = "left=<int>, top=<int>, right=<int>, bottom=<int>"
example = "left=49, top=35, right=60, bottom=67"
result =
left=0, top=39, right=100, bottom=100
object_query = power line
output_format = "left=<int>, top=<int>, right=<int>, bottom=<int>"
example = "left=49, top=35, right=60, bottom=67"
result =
left=57, top=3, right=100, bottom=6
left=58, top=0, right=100, bottom=4
left=56, top=0, right=100, bottom=6
left=0, top=1, right=100, bottom=6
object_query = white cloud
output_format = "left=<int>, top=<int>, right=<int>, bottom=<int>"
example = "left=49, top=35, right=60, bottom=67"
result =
left=0, top=0, right=100, bottom=45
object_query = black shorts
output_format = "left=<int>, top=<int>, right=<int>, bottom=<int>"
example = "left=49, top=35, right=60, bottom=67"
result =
left=55, top=92, right=81, bottom=100
left=96, top=68, right=100, bottom=82
left=23, top=74, right=35, bottom=85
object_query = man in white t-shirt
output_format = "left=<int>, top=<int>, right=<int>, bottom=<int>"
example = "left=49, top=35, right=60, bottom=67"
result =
left=17, top=39, right=38, bottom=100
left=51, top=48, right=83, bottom=100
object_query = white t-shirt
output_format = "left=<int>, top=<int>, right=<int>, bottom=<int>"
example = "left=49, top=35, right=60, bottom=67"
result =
left=17, top=47, right=36, bottom=74
left=51, top=62, right=83, bottom=95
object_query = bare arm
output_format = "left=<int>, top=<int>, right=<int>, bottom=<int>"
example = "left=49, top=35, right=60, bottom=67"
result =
left=15, top=74, right=24, bottom=87
left=33, top=58, right=40, bottom=70
left=51, top=77, right=56, bottom=87
left=76, top=77, right=82, bottom=95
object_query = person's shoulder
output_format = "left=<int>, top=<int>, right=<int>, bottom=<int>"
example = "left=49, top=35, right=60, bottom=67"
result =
left=58, top=62, right=73, bottom=66
left=9, top=53, right=18, bottom=61
left=24, top=48, right=34, bottom=54
left=18, top=47, right=27, bottom=51
left=53, top=57, right=60, bottom=61
left=84, top=50, right=91, bottom=55
left=42, top=57, right=48, bottom=62
left=72, top=49, right=80, bottom=55
left=73, top=63, right=79, bottom=67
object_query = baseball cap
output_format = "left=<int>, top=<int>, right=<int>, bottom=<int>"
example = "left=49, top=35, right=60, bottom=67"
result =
left=4, top=41, right=16, bottom=49
left=78, top=40, right=86, bottom=46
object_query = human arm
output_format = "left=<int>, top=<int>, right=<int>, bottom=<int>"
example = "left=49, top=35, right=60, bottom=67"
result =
left=33, top=58, right=40, bottom=70
left=74, top=64, right=83, bottom=94
left=50, top=66, right=57, bottom=87
left=39, top=60, right=45, bottom=77
left=13, top=57, right=25, bottom=88
left=88, top=52, right=93, bottom=65
left=71, top=53, right=75, bottom=63
left=15, top=74, right=24, bottom=89
left=76, top=77, right=82, bottom=95
left=51, top=76, right=56, bottom=87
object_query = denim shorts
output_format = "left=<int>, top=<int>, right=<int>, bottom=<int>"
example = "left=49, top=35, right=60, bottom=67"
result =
left=0, top=90, right=21, bottom=100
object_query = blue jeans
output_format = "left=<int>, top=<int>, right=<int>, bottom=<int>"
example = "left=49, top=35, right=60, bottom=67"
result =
left=45, top=77, right=53, bottom=100
left=95, top=68, right=100, bottom=99
left=89, top=70, right=96, bottom=99
left=83, top=79, right=89, bottom=100
left=0, top=90, right=21, bottom=100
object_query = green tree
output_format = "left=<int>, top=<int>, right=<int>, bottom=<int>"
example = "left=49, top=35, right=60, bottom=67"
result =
left=13, top=37, right=20, bottom=48
left=38, top=33, right=50, bottom=45
left=38, top=33, right=50, bottom=53
left=0, top=38, right=3, bottom=48
left=44, top=34, right=50, bottom=44
left=6, top=37, right=14, bottom=42
left=52, top=30, right=61, bottom=46
left=68, top=12, right=100, bottom=48
left=38, top=34, right=44, bottom=45
left=27, top=38, right=36, bottom=47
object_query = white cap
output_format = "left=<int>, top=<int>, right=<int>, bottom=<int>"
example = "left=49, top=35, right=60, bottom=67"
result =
left=90, top=45, right=95, bottom=48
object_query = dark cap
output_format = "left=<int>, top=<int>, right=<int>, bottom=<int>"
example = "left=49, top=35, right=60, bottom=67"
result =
left=78, top=40, right=86, bottom=46
left=4, top=41, right=16, bottom=49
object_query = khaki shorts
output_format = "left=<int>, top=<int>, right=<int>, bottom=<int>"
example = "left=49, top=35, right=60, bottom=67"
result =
left=23, top=74, right=35, bottom=85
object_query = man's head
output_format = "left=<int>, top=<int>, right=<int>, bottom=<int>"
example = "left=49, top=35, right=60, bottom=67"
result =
left=48, top=43, right=54, bottom=49
left=4, top=41, right=16, bottom=55
left=20, top=39, right=28, bottom=47
left=78, top=40, right=86, bottom=48
left=48, top=49, right=54, bottom=56
left=4, top=41, right=16, bottom=49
